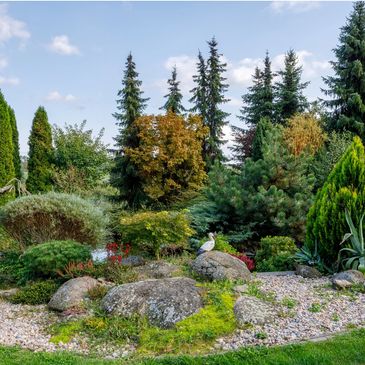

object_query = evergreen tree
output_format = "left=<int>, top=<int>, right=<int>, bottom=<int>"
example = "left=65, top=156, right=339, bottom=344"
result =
left=261, top=51, right=275, bottom=120
left=306, top=136, right=365, bottom=265
left=322, top=2, right=365, bottom=137
left=27, top=106, right=54, bottom=193
left=251, top=117, right=271, bottom=161
left=160, top=66, right=185, bottom=114
left=110, top=53, right=149, bottom=207
left=275, top=49, right=309, bottom=123
left=190, top=51, right=208, bottom=122
left=205, top=37, right=230, bottom=167
left=8, top=107, right=21, bottom=180
left=0, top=91, right=15, bottom=204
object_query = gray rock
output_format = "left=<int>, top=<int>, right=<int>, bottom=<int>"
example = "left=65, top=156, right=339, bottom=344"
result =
left=295, top=265, right=322, bottom=279
left=101, top=277, right=203, bottom=328
left=191, top=251, right=251, bottom=281
left=332, top=270, right=365, bottom=290
left=234, top=295, right=276, bottom=326
left=48, top=276, right=100, bottom=311
left=121, top=255, right=145, bottom=267
left=134, top=261, right=180, bottom=279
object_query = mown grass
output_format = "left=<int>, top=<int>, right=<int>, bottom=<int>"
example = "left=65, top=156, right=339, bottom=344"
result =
left=1, top=329, right=365, bottom=364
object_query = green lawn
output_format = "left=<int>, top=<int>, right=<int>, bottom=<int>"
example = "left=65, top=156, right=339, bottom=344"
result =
left=1, top=329, right=365, bottom=365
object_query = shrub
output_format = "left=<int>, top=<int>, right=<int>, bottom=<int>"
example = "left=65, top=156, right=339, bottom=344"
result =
left=56, top=259, right=104, bottom=280
left=0, top=192, right=108, bottom=248
left=231, top=254, right=255, bottom=271
left=120, top=210, right=194, bottom=259
left=9, top=280, right=59, bottom=305
left=0, top=250, right=23, bottom=288
left=21, top=240, right=91, bottom=279
left=306, top=137, right=365, bottom=265
left=87, top=285, right=108, bottom=301
left=255, top=236, right=298, bottom=272
left=213, top=234, right=238, bottom=254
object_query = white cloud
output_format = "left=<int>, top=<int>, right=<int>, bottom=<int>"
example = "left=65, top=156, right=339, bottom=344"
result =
left=0, top=76, right=19, bottom=86
left=48, top=35, right=80, bottom=56
left=0, top=4, right=30, bottom=44
left=227, top=97, right=242, bottom=107
left=45, top=91, right=76, bottom=102
left=228, top=57, right=262, bottom=87
left=0, top=56, right=8, bottom=69
left=270, top=1, right=321, bottom=14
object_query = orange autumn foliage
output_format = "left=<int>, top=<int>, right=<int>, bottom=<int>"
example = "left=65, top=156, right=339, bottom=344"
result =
left=125, top=112, right=208, bottom=205
left=284, top=113, right=327, bottom=156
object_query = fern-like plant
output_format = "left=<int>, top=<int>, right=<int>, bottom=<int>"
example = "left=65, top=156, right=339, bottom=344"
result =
left=340, top=209, right=365, bottom=273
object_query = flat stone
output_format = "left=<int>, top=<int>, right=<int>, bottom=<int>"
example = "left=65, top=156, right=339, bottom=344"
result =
left=331, top=270, right=365, bottom=290
left=295, top=265, right=322, bottom=279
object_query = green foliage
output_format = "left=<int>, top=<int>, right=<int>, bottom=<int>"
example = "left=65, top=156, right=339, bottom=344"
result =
left=27, top=106, right=54, bottom=193
left=111, top=53, right=150, bottom=208
left=251, top=117, right=271, bottom=161
left=21, top=240, right=91, bottom=279
left=255, top=236, right=298, bottom=272
left=274, top=49, right=309, bottom=123
left=295, top=241, right=329, bottom=273
left=212, top=234, right=238, bottom=254
left=9, top=280, right=59, bottom=305
left=87, top=285, right=108, bottom=301
left=160, top=66, right=185, bottom=114
left=50, top=321, right=84, bottom=345
left=0, top=225, right=17, bottom=251
left=0, top=250, right=23, bottom=289
left=120, top=210, right=194, bottom=259
left=8, top=107, right=21, bottom=181
left=306, top=136, right=365, bottom=265
left=205, top=122, right=314, bottom=242
left=340, top=209, right=365, bottom=273
left=53, top=121, right=111, bottom=194
left=323, top=2, right=365, bottom=137
left=0, top=192, right=108, bottom=248
left=0, top=91, right=15, bottom=205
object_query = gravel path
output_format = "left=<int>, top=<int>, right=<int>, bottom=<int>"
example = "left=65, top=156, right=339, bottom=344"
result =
left=217, top=274, right=365, bottom=350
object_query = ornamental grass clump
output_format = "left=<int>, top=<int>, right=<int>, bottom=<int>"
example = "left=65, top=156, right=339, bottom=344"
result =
left=0, top=192, right=108, bottom=248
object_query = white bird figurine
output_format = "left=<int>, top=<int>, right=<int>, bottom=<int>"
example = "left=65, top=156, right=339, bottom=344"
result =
left=197, top=232, right=215, bottom=255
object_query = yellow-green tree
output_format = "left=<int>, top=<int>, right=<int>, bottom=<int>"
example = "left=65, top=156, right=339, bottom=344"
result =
left=283, top=113, right=327, bottom=156
left=125, top=112, right=208, bottom=206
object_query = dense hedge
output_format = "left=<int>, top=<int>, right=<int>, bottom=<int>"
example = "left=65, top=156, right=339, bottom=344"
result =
left=0, top=192, right=108, bottom=248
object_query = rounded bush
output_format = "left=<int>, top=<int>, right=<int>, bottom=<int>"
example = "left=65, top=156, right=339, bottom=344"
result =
left=0, top=192, right=108, bottom=248
left=10, top=280, right=59, bottom=305
left=21, top=240, right=92, bottom=278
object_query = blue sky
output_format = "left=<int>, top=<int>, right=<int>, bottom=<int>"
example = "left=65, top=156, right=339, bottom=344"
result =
left=0, top=1, right=354, bottom=155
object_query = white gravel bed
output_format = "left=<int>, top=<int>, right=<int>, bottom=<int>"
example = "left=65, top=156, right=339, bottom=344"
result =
left=217, top=275, right=365, bottom=351
left=0, top=298, right=132, bottom=358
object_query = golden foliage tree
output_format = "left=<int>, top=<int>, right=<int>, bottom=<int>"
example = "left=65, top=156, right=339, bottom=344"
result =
left=125, top=112, right=208, bottom=205
left=283, top=113, right=326, bottom=156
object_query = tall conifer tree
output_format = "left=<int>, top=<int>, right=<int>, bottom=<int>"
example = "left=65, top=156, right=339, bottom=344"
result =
left=323, top=1, right=365, bottom=137
left=0, top=91, right=15, bottom=204
left=110, top=53, right=149, bottom=207
left=27, top=106, right=54, bottom=193
left=8, top=107, right=21, bottom=180
left=205, top=37, right=230, bottom=167
left=275, top=49, right=309, bottom=123
left=160, top=66, right=185, bottom=114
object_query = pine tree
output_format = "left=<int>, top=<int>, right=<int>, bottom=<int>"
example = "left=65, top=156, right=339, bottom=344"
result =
left=322, top=2, right=365, bottom=137
left=27, top=106, right=54, bottom=193
left=190, top=51, right=208, bottom=122
left=275, top=49, right=309, bottom=123
left=8, top=107, right=21, bottom=180
left=160, top=66, right=185, bottom=114
left=306, top=136, right=365, bottom=265
left=205, top=37, right=230, bottom=167
left=0, top=91, right=15, bottom=204
left=110, top=53, right=150, bottom=207
left=261, top=51, right=275, bottom=121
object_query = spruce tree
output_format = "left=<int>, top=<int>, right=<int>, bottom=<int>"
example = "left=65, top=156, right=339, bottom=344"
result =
left=0, top=91, right=15, bottom=204
left=190, top=51, right=208, bottom=123
left=275, top=49, right=309, bottom=123
left=160, top=66, right=185, bottom=114
left=8, top=107, right=21, bottom=180
left=306, top=136, right=365, bottom=265
left=322, top=2, right=365, bottom=137
left=27, top=106, right=54, bottom=193
left=110, top=53, right=149, bottom=207
left=205, top=37, right=230, bottom=167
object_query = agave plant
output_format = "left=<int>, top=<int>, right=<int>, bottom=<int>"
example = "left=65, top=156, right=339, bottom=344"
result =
left=295, top=240, right=329, bottom=273
left=340, top=209, right=365, bottom=273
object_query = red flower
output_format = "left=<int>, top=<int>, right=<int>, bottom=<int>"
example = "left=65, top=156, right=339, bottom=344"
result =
left=231, top=253, right=255, bottom=271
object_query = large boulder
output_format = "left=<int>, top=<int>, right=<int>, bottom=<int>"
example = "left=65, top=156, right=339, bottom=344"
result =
left=134, top=261, right=180, bottom=280
left=332, top=270, right=365, bottom=290
left=121, top=255, right=145, bottom=267
left=295, top=264, right=322, bottom=279
left=191, top=251, right=251, bottom=281
left=48, top=276, right=100, bottom=311
left=101, top=277, right=203, bottom=328
left=234, top=295, right=276, bottom=326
